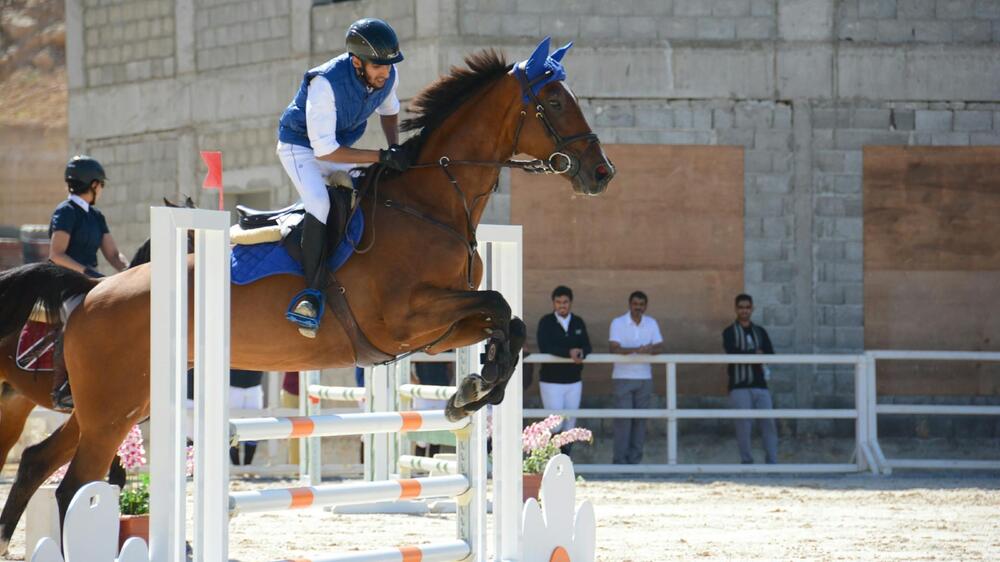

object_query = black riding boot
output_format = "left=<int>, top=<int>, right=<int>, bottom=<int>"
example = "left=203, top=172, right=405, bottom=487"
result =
left=290, top=213, right=330, bottom=338
left=50, top=333, right=73, bottom=409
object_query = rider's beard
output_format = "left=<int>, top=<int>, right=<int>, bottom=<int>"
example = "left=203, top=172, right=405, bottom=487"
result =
left=357, top=64, right=386, bottom=90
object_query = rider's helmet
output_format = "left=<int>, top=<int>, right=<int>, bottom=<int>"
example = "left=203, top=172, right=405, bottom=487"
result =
left=64, top=155, right=107, bottom=194
left=346, top=18, right=404, bottom=65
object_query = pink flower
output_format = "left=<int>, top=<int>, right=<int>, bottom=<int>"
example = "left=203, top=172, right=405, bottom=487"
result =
left=551, top=427, right=593, bottom=448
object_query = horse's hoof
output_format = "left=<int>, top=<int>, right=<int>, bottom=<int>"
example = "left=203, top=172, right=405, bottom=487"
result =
left=451, top=374, right=485, bottom=409
left=445, top=397, right=468, bottom=422
left=298, top=327, right=317, bottom=339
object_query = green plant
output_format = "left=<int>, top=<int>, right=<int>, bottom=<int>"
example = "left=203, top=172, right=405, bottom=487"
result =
left=119, top=473, right=150, bottom=516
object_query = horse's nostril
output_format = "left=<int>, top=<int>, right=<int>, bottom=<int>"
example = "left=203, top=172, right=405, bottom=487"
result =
left=595, top=164, right=609, bottom=181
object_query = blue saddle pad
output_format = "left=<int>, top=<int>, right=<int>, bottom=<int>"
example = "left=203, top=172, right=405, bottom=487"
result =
left=231, top=210, right=363, bottom=285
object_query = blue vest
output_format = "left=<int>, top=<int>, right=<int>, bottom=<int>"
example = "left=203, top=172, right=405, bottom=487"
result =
left=277, top=53, right=396, bottom=150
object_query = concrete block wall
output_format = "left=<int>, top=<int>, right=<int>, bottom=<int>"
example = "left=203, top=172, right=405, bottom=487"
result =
left=82, top=0, right=175, bottom=86
left=68, top=0, right=1000, bottom=437
left=838, top=0, right=1000, bottom=43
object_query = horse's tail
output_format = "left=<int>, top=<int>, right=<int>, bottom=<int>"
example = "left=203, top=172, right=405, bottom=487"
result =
left=0, top=263, right=99, bottom=339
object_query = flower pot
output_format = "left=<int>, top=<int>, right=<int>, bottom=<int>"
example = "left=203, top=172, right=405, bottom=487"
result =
left=523, top=473, right=543, bottom=502
left=118, top=514, right=150, bottom=550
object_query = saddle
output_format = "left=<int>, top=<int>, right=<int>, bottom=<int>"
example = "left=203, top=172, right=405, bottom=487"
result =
left=232, top=171, right=356, bottom=257
left=231, top=174, right=394, bottom=366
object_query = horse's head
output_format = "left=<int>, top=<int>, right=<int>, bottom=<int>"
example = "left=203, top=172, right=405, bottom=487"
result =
left=509, top=38, right=615, bottom=196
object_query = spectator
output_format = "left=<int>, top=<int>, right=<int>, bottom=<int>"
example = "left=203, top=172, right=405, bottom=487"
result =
left=536, top=285, right=592, bottom=453
left=609, top=291, right=663, bottom=464
left=722, top=293, right=777, bottom=465
left=229, top=369, right=264, bottom=465
left=281, top=371, right=301, bottom=465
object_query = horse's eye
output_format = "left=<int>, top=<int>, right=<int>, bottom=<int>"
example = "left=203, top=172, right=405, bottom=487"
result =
left=548, top=99, right=562, bottom=111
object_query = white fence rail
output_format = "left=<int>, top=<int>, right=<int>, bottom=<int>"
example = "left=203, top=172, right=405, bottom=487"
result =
left=519, top=351, right=1000, bottom=475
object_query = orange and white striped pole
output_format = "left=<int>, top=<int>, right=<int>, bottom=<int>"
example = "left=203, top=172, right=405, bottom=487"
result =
left=273, top=539, right=471, bottom=562
left=229, top=475, right=469, bottom=515
left=229, top=411, right=470, bottom=443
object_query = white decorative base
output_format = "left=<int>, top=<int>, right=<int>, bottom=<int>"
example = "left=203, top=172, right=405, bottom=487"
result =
left=25, top=485, right=60, bottom=556
left=30, top=481, right=150, bottom=562
left=521, top=454, right=596, bottom=562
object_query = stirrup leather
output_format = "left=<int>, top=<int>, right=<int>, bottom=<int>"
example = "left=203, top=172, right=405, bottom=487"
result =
left=286, top=288, right=325, bottom=330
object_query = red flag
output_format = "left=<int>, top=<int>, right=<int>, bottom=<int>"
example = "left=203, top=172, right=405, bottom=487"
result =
left=200, top=151, right=224, bottom=210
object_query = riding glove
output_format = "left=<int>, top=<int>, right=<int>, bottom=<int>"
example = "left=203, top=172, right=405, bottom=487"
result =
left=378, top=144, right=411, bottom=172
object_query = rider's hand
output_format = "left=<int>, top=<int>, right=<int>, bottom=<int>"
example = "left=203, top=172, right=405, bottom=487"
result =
left=379, top=144, right=411, bottom=172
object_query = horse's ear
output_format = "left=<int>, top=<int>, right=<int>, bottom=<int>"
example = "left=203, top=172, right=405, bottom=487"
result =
left=185, top=196, right=195, bottom=208
left=525, top=36, right=551, bottom=75
left=550, top=41, right=573, bottom=63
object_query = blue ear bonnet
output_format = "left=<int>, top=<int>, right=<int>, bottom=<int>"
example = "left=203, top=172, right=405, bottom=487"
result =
left=516, top=37, right=573, bottom=103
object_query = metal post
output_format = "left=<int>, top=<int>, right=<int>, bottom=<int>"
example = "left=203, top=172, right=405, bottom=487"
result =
left=853, top=359, right=871, bottom=473
left=477, top=226, right=524, bottom=562
left=454, top=345, right=487, bottom=560
left=396, top=356, right=412, bottom=475
left=363, top=366, right=374, bottom=481
left=298, top=370, right=308, bottom=481
left=667, top=362, right=677, bottom=465
left=149, top=208, right=188, bottom=562
left=306, top=370, right=322, bottom=485
left=371, top=364, right=391, bottom=482
left=193, top=223, right=230, bottom=562
left=150, top=208, right=230, bottom=562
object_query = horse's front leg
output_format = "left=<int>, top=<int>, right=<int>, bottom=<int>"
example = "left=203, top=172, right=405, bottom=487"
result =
left=400, top=289, right=525, bottom=420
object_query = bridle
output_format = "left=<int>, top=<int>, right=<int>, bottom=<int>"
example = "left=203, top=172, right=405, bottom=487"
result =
left=358, top=64, right=602, bottom=289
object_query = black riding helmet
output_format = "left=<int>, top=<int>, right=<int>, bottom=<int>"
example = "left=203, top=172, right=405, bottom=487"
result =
left=346, top=18, right=403, bottom=65
left=64, top=155, right=107, bottom=194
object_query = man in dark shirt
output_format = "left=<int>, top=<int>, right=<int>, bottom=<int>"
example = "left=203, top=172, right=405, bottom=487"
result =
left=722, top=293, right=777, bottom=464
left=536, top=286, right=592, bottom=440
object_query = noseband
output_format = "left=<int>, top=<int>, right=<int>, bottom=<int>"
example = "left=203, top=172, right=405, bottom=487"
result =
left=509, top=65, right=599, bottom=178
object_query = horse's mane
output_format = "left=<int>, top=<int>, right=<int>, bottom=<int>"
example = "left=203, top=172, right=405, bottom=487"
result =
left=398, top=50, right=512, bottom=157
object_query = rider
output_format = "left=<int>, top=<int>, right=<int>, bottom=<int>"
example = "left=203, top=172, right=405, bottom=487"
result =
left=276, top=17, right=411, bottom=338
left=47, top=155, right=129, bottom=407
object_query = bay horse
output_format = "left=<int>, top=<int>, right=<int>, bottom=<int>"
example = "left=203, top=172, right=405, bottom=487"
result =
left=0, top=198, right=194, bottom=554
left=0, top=39, right=614, bottom=549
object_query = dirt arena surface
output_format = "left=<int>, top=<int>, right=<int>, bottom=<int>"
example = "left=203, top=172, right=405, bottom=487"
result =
left=3, top=473, right=998, bottom=561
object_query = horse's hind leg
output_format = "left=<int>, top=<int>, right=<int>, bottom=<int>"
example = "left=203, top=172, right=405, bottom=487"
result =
left=0, top=413, right=79, bottom=556
left=55, top=424, right=132, bottom=528
left=0, top=390, right=37, bottom=471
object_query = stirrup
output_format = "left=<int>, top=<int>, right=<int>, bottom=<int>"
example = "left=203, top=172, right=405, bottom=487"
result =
left=286, top=289, right=325, bottom=337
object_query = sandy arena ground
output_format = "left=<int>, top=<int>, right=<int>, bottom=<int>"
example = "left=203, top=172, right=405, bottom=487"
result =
left=3, top=473, right=998, bottom=561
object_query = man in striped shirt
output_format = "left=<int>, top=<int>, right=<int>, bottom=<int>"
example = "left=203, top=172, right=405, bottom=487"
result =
left=722, top=293, right=778, bottom=464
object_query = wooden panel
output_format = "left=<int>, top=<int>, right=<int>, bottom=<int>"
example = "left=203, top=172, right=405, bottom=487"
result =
left=864, top=146, right=1000, bottom=271
left=863, top=147, right=1000, bottom=396
left=513, top=144, right=744, bottom=397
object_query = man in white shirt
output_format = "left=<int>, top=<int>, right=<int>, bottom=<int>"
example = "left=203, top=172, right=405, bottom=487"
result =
left=608, top=291, right=664, bottom=464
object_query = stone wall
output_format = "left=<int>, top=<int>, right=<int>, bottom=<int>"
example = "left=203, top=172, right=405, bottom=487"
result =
left=65, top=0, right=1000, bottom=437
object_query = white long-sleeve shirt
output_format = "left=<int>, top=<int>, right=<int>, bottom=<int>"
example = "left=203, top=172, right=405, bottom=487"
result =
left=305, top=67, right=400, bottom=157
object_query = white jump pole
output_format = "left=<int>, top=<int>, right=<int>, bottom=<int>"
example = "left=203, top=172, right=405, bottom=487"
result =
left=150, top=207, right=231, bottom=562
left=478, top=225, right=524, bottom=561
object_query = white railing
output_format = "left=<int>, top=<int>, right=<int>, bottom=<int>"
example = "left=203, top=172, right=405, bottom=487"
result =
left=523, top=353, right=874, bottom=474
left=865, top=350, right=1000, bottom=472
left=521, top=351, right=1000, bottom=475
